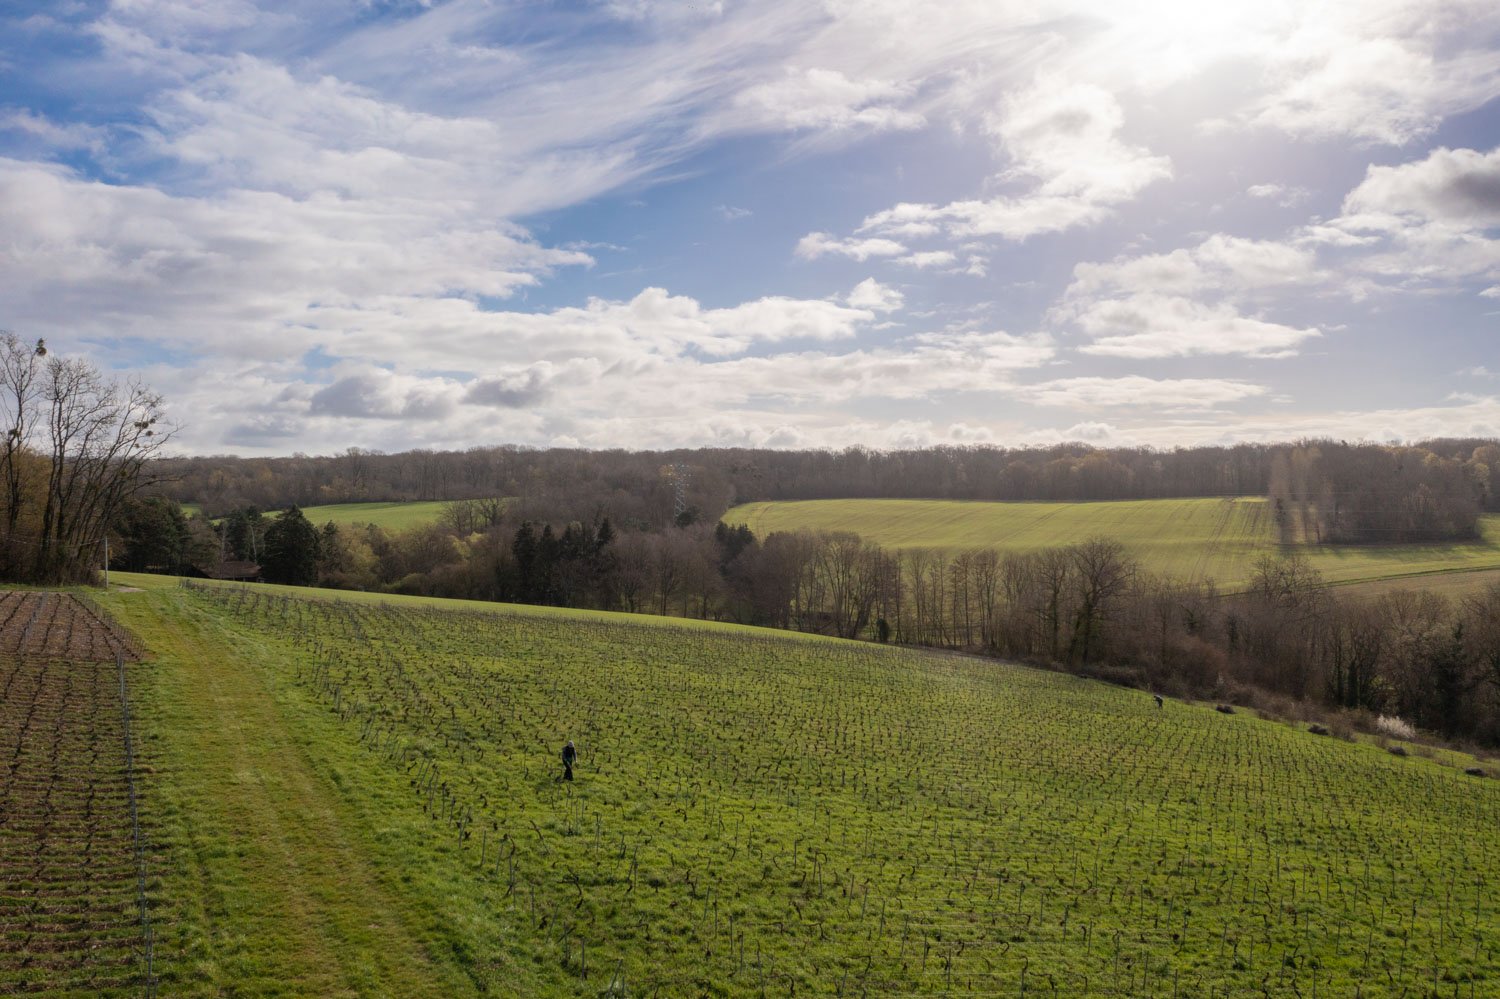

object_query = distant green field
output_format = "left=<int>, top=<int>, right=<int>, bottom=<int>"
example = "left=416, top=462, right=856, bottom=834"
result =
left=296, top=500, right=457, bottom=531
left=184, top=500, right=462, bottom=531
left=724, top=497, right=1500, bottom=589
left=87, top=581, right=1500, bottom=996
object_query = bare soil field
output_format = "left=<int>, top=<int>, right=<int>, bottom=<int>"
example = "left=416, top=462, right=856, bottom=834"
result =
left=0, top=592, right=152, bottom=996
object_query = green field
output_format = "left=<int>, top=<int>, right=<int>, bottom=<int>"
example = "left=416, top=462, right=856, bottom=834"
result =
left=296, top=500, right=458, bottom=531
left=87, top=576, right=1500, bottom=996
left=725, top=498, right=1500, bottom=589
left=185, top=500, right=457, bottom=530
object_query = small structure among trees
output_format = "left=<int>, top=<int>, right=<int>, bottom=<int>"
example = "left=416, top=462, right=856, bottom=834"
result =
left=0, top=334, right=172, bottom=584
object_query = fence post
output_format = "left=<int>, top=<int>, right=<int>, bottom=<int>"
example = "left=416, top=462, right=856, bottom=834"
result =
left=117, top=652, right=156, bottom=996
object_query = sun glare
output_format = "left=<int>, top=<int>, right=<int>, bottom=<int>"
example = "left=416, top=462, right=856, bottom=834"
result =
left=1086, top=0, right=1303, bottom=86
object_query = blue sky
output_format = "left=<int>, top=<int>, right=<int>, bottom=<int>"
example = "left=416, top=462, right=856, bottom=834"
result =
left=2, top=0, right=1499, bottom=455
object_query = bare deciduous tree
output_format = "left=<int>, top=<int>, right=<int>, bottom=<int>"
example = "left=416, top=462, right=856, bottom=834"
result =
left=0, top=334, right=172, bottom=583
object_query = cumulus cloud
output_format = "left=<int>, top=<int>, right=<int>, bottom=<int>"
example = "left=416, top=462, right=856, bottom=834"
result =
left=850, top=80, right=1171, bottom=248
left=1070, top=295, right=1320, bottom=359
left=308, top=367, right=461, bottom=421
left=463, top=364, right=563, bottom=409
left=1065, top=235, right=1323, bottom=300
left=845, top=278, right=904, bottom=312
left=1055, top=235, right=1324, bottom=359
left=1320, top=146, right=1500, bottom=291
left=1342, top=146, right=1500, bottom=226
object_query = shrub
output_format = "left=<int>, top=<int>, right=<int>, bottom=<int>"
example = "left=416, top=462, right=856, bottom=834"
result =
left=1376, top=715, right=1418, bottom=741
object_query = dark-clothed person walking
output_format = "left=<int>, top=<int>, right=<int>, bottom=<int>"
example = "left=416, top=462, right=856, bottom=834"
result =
left=562, top=740, right=577, bottom=781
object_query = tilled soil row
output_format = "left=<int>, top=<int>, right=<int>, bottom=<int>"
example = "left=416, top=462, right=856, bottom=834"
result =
left=0, top=594, right=141, bottom=663
left=0, top=632, right=153, bottom=996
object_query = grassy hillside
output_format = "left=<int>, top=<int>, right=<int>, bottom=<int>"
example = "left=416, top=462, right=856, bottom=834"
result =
left=725, top=497, right=1500, bottom=589
left=93, top=578, right=1500, bottom=996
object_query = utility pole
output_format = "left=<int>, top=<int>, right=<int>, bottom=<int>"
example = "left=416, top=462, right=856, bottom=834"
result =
left=103, top=536, right=109, bottom=590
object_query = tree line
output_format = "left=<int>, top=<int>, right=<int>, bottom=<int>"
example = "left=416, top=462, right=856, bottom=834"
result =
left=150, top=442, right=1288, bottom=520
left=146, top=437, right=1500, bottom=540
left=1270, top=441, right=1496, bottom=543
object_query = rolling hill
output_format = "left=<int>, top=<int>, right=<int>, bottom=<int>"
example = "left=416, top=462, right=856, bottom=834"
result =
left=65, top=573, right=1500, bottom=995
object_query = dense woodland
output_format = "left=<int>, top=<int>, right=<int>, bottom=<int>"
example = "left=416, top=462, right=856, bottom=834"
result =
left=1270, top=442, right=1495, bottom=543
left=152, top=442, right=1284, bottom=523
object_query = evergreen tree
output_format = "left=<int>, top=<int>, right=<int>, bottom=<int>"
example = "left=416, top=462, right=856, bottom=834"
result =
left=112, top=496, right=189, bottom=572
left=261, top=506, right=319, bottom=585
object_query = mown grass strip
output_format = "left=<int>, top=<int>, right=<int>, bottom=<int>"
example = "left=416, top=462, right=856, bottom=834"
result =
left=96, top=586, right=523, bottom=996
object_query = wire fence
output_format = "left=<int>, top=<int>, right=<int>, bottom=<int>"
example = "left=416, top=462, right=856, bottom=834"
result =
left=116, top=650, right=157, bottom=997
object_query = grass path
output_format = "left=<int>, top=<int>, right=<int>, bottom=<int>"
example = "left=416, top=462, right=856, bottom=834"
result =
left=99, top=586, right=508, bottom=996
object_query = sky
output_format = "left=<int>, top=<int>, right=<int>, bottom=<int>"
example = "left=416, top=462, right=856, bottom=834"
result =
left=2, top=0, right=1499, bottom=457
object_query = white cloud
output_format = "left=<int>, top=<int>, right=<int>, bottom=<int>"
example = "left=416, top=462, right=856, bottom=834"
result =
left=1246, top=183, right=1310, bottom=206
left=897, top=250, right=956, bottom=269
left=850, top=80, right=1171, bottom=248
left=0, top=109, right=108, bottom=154
left=1054, top=234, right=1324, bottom=359
left=1322, top=146, right=1500, bottom=291
left=733, top=67, right=925, bottom=134
left=846, top=278, right=904, bottom=312
left=1342, top=146, right=1500, bottom=227
left=308, top=365, right=462, bottom=421
left=987, top=79, right=1170, bottom=206
left=1060, top=421, right=1116, bottom=442
left=0, top=157, right=591, bottom=354
left=684, top=330, right=1054, bottom=404
left=1065, top=234, right=1323, bottom=300
left=1241, top=2, right=1500, bottom=144
left=1070, top=294, right=1320, bottom=359
left=1021, top=376, right=1267, bottom=410
left=795, top=231, right=907, bottom=261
